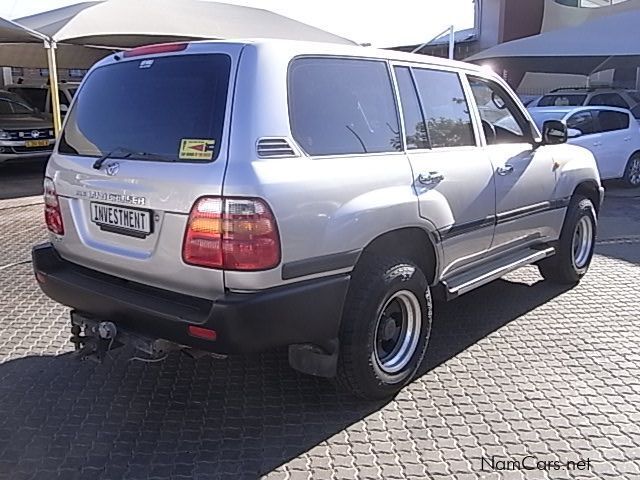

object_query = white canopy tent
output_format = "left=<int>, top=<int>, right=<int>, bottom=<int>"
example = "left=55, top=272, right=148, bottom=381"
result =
left=466, top=10, right=640, bottom=78
left=0, top=17, right=70, bottom=134
left=4, top=0, right=356, bottom=136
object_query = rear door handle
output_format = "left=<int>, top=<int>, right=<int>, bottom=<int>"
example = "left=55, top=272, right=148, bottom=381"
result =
left=496, top=164, right=514, bottom=176
left=417, top=171, right=444, bottom=185
left=593, top=142, right=602, bottom=147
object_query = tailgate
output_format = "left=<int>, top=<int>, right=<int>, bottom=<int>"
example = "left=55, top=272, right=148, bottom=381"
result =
left=47, top=45, right=243, bottom=300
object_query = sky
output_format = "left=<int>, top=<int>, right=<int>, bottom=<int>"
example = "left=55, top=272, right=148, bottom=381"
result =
left=0, top=0, right=476, bottom=47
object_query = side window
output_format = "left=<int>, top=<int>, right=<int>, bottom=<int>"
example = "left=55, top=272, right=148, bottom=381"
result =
left=394, top=66, right=429, bottom=150
left=288, top=58, right=401, bottom=156
left=467, top=76, right=532, bottom=145
left=59, top=90, right=70, bottom=107
left=566, top=111, right=596, bottom=135
left=589, top=93, right=629, bottom=109
left=596, top=110, right=630, bottom=132
left=412, top=68, right=475, bottom=148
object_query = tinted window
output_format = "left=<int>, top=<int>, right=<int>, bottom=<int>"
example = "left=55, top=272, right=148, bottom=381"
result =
left=60, top=54, right=231, bottom=162
left=468, top=76, right=532, bottom=145
left=289, top=58, right=401, bottom=156
left=538, top=94, right=587, bottom=107
left=596, top=110, right=629, bottom=132
left=394, top=67, right=429, bottom=150
left=0, top=91, right=36, bottom=115
left=412, top=68, right=475, bottom=148
left=567, top=111, right=596, bottom=135
left=9, top=87, right=47, bottom=111
left=589, top=93, right=629, bottom=109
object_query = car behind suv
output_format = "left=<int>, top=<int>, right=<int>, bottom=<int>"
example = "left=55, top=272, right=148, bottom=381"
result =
left=33, top=40, right=603, bottom=399
left=530, top=87, right=640, bottom=122
left=0, top=90, right=55, bottom=165
left=529, top=106, right=640, bottom=187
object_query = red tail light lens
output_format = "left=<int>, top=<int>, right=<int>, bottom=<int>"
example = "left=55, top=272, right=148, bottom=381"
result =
left=43, top=177, right=64, bottom=235
left=182, top=196, right=280, bottom=271
left=123, top=42, right=188, bottom=58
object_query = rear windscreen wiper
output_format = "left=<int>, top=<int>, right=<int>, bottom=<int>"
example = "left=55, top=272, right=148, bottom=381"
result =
left=93, top=147, right=174, bottom=170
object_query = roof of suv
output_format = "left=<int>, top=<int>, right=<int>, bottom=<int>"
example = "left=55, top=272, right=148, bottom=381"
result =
left=528, top=105, right=632, bottom=116
left=102, top=38, right=489, bottom=75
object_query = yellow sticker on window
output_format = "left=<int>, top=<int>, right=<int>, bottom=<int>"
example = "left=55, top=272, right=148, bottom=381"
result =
left=179, top=139, right=215, bottom=160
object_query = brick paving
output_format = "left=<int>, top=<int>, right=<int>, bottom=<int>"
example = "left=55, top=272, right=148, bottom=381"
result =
left=0, top=198, right=639, bottom=479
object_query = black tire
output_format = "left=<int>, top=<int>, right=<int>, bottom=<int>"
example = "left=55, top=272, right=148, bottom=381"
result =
left=538, top=195, right=596, bottom=284
left=336, top=255, right=432, bottom=399
left=623, top=153, right=640, bottom=188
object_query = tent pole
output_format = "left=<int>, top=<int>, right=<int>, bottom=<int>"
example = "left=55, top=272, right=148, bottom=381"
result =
left=45, top=40, right=62, bottom=137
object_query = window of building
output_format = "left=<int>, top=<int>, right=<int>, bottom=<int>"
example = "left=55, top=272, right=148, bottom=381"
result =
left=394, top=66, right=429, bottom=150
left=69, top=69, right=87, bottom=78
left=39, top=68, right=49, bottom=77
left=412, top=68, right=475, bottom=149
left=11, top=67, right=24, bottom=77
left=288, top=57, right=401, bottom=156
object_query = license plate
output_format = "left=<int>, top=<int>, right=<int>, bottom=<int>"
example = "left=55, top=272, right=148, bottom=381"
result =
left=25, top=139, right=49, bottom=148
left=90, top=202, right=152, bottom=237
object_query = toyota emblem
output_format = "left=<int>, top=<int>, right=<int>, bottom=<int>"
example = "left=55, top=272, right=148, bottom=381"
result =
left=105, top=162, right=120, bottom=176
left=30, top=130, right=41, bottom=139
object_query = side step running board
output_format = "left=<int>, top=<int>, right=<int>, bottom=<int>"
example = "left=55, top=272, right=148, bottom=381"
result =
left=441, top=246, right=555, bottom=300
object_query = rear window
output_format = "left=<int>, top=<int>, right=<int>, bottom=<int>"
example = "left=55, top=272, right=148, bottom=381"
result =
left=60, top=54, right=231, bottom=162
left=288, top=57, right=401, bottom=156
left=537, top=94, right=586, bottom=107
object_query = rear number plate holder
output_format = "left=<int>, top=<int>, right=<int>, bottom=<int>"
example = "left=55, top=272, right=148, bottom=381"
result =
left=90, top=202, right=153, bottom=238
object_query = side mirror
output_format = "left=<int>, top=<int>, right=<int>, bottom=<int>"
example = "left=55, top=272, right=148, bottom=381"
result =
left=542, top=120, right=567, bottom=145
left=567, top=128, right=582, bottom=139
left=59, top=104, right=69, bottom=114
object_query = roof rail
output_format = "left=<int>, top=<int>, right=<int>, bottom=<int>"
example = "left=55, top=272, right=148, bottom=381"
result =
left=549, top=85, right=619, bottom=93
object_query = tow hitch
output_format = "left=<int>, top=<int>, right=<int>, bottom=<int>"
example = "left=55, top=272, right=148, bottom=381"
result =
left=70, top=311, right=177, bottom=363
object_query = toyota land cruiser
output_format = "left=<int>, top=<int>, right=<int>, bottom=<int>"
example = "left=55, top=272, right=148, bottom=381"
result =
left=32, top=40, right=603, bottom=399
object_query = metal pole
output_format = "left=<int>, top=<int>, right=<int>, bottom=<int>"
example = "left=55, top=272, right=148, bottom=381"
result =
left=45, top=40, right=62, bottom=137
left=448, top=25, right=455, bottom=60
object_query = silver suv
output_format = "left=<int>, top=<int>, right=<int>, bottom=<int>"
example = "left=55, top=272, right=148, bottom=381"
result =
left=33, top=40, right=603, bottom=399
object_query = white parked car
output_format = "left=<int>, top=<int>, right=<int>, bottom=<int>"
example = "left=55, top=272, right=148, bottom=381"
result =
left=529, top=106, right=640, bottom=187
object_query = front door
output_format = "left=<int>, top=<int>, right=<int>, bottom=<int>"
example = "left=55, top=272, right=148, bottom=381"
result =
left=466, top=75, right=558, bottom=251
left=393, top=65, right=496, bottom=277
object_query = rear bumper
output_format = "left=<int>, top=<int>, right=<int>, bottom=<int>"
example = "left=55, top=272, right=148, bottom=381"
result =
left=32, top=243, right=349, bottom=354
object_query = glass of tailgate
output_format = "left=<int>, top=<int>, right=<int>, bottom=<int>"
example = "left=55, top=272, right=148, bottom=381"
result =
left=59, top=53, right=231, bottom=163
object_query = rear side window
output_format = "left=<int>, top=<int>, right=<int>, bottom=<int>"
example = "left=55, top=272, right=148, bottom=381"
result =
left=412, top=68, right=475, bottom=148
left=394, top=66, right=429, bottom=150
left=288, top=57, right=401, bottom=156
left=588, top=93, right=629, bottom=109
left=595, top=110, right=629, bottom=132
left=60, top=54, right=231, bottom=162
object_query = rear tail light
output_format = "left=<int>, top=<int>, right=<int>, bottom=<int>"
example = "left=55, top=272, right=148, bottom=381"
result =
left=43, top=177, right=64, bottom=235
left=123, top=42, right=188, bottom=58
left=182, top=196, right=280, bottom=271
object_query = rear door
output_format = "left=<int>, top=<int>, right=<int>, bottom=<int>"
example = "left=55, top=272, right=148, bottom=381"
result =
left=48, top=44, right=242, bottom=299
left=591, top=109, right=633, bottom=179
left=393, top=64, right=496, bottom=277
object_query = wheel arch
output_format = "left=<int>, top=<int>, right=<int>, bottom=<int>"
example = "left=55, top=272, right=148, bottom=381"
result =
left=356, top=227, right=439, bottom=285
left=572, top=180, right=602, bottom=214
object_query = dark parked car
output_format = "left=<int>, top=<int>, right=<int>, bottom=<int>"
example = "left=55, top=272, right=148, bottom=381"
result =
left=0, top=90, right=55, bottom=165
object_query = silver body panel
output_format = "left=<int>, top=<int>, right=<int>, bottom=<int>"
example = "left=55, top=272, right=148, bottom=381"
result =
left=46, top=39, right=601, bottom=299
